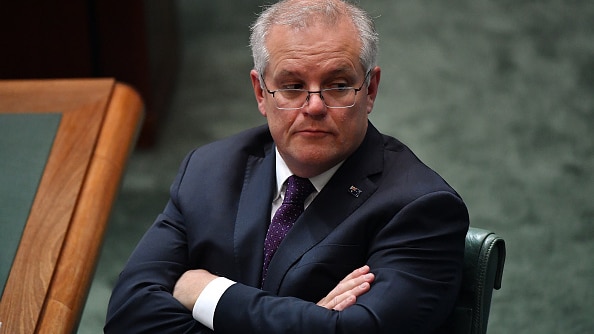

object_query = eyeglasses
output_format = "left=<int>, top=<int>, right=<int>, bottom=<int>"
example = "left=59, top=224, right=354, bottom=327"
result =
left=261, top=72, right=370, bottom=110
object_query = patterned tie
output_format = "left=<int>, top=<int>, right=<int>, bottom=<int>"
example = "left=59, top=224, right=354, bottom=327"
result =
left=262, top=175, right=315, bottom=283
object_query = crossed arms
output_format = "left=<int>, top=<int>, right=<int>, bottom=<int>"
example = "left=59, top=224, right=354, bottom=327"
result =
left=105, top=192, right=468, bottom=333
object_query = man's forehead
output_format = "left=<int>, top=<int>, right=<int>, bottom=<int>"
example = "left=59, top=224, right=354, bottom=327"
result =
left=274, top=67, right=359, bottom=78
left=265, top=22, right=361, bottom=57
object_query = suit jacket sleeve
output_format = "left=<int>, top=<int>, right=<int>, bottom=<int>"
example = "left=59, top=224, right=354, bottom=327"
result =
left=214, top=190, right=468, bottom=334
left=104, top=152, right=214, bottom=334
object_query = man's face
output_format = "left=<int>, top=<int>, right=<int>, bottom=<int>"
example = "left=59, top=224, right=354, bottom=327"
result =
left=251, top=17, right=381, bottom=178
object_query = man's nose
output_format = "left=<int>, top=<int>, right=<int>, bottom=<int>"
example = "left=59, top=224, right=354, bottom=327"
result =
left=304, top=92, right=327, bottom=115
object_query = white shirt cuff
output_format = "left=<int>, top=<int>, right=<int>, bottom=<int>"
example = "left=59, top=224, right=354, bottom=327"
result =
left=192, top=277, right=236, bottom=330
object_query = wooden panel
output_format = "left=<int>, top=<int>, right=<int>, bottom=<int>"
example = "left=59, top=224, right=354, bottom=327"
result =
left=0, top=79, right=143, bottom=333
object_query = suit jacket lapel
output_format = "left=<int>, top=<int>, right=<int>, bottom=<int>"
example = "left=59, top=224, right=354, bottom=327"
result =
left=233, top=140, right=276, bottom=287
left=263, top=123, right=385, bottom=292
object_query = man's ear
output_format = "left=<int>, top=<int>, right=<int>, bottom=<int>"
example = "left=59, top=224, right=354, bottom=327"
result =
left=365, top=66, right=381, bottom=114
left=250, top=69, right=267, bottom=117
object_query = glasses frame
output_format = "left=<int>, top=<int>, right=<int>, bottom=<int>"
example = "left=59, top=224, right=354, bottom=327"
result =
left=261, top=71, right=371, bottom=110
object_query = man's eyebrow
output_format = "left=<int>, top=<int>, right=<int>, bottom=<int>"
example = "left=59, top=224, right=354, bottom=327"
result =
left=329, top=67, right=357, bottom=76
left=325, top=68, right=359, bottom=82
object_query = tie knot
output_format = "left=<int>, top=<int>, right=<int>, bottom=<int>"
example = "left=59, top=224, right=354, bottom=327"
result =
left=283, top=175, right=315, bottom=205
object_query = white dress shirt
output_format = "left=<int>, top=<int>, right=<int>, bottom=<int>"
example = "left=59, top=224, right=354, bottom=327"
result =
left=192, top=147, right=342, bottom=330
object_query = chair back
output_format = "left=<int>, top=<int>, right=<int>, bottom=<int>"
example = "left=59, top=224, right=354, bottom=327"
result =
left=450, top=227, right=506, bottom=334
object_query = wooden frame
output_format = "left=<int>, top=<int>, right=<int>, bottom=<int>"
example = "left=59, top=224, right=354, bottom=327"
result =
left=0, top=79, right=143, bottom=333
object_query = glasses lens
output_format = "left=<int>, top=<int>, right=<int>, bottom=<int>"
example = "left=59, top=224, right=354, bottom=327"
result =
left=323, top=88, right=356, bottom=108
left=274, top=88, right=356, bottom=109
left=274, top=90, right=308, bottom=109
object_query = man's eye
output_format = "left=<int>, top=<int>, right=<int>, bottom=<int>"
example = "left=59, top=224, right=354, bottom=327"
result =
left=281, top=84, right=304, bottom=90
left=327, top=82, right=350, bottom=90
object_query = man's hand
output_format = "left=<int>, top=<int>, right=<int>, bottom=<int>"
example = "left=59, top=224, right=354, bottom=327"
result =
left=173, top=269, right=219, bottom=310
left=317, top=265, right=374, bottom=311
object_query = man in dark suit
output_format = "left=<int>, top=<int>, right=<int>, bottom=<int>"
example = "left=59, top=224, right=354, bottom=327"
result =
left=105, top=0, right=469, bottom=333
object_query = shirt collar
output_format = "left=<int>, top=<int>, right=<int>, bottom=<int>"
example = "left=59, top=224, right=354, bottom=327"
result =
left=274, top=147, right=343, bottom=199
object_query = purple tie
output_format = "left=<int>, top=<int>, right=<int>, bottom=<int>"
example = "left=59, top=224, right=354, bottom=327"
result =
left=262, top=175, right=315, bottom=283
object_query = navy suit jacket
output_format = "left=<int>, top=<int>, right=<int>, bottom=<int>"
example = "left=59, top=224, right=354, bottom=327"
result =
left=105, top=122, right=469, bottom=333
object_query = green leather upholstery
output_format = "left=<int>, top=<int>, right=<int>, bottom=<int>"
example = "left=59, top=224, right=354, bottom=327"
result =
left=450, top=227, right=506, bottom=333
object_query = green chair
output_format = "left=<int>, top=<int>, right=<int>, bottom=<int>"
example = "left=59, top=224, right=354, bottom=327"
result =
left=451, top=227, right=506, bottom=333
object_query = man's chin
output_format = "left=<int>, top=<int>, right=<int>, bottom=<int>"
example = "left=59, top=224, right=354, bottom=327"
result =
left=284, top=149, right=343, bottom=175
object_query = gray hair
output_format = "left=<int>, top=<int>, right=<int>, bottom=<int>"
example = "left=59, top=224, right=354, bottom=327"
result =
left=250, top=0, right=379, bottom=83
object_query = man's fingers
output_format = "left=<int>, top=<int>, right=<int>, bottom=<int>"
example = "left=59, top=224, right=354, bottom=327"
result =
left=333, top=295, right=356, bottom=311
left=339, top=265, right=370, bottom=283
left=332, top=282, right=371, bottom=311
left=317, top=265, right=374, bottom=310
left=334, top=268, right=374, bottom=299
